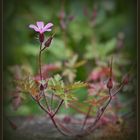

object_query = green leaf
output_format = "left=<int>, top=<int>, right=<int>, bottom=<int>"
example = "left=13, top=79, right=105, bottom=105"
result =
left=14, top=75, right=39, bottom=97
left=48, top=39, right=72, bottom=60
left=64, top=81, right=88, bottom=91
left=21, top=44, right=39, bottom=56
left=84, top=38, right=116, bottom=60
left=47, top=74, right=87, bottom=108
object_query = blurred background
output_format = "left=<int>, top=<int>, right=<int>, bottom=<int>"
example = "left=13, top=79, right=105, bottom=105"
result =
left=3, top=0, right=137, bottom=126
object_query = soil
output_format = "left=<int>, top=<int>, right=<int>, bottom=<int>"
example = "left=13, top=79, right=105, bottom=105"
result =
left=3, top=115, right=136, bottom=140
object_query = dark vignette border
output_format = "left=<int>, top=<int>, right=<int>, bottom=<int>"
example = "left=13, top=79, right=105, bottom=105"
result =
left=1, top=0, right=139, bottom=140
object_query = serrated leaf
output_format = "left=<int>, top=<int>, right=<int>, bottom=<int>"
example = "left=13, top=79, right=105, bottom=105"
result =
left=47, top=75, right=87, bottom=108
left=64, top=81, right=88, bottom=91
left=48, top=39, right=72, bottom=60
left=73, top=60, right=86, bottom=68
left=54, top=74, right=62, bottom=81
left=56, top=93, right=77, bottom=108
left=69, top=101, right=97, bottom=116
left=84, top=38, right=116, bottom=60
left=68, top=54, right=78, bottom=67
left=14, top=76, right=39, bottom=97
left=86, top=95, right=109, bottom=106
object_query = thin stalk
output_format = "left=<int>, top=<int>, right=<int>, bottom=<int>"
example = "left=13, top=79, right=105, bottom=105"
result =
left=55, top=118, right=75, bottom=135
left=39, top=49, right=42, bottom=80
left=50, top=116, right=68, bottom=136
left=5, top=116, right=17, bottom=130
left=31, top=95, right=50, bottom=115
left=52, top=99, right=64, bottom=118
left=42, top=90, right=51, bottom=112
left=31, top=95, right=67, bottom=136
left=50, top=92, right=54, bottom=113
left=81, top=105, right=92, bottom=131
left=112, top=83, right=124, bottom=96
left=39, top=43, right=51, bottom=112
left=80, top=89, right=112, bottom=136
left=69, top=103, right=90, bottom=116
left=37, top=100, right=51, bottom=115
left=90, top=89, right=112, bottom=130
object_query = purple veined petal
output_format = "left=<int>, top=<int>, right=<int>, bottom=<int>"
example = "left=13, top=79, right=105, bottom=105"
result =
left=29, top=24, right=39, bottom=32
left=36, top=21, right=44, bottom=29
left=44, top=23, right=53, bottom=31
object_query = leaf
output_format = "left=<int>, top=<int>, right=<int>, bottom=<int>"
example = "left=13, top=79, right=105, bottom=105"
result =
left=21, top=44, right=39, bottom=56
left=64, top=81, right=88, bottom=91
left=48, top=75, right=88, bottom=92
left=48, top=39, right=72, bottom=60
left=86, top=95, right=110, bottom=106
left=14, top=76, right=39, bottom=97
left=67, top=54, right=78, bottom=67
left=11, top=91, right=22, bottom=110
left=84, top=38, right=116, bottom=60
left=73, top=60, right=87, bottom=68
left=47, top=74, right=87, bottom=108
left=54, top=74, right=62, bottom=82
left=69, top=101, right=96, bottom=116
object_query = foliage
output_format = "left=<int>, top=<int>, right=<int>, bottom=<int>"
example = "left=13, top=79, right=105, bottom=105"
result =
left=3, top=0, right=137, bottom=138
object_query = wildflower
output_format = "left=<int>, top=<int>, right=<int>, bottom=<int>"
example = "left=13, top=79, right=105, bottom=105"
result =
left=29, top=21, right=53, bottom=43
left=29, top=21, right=53, bottom=34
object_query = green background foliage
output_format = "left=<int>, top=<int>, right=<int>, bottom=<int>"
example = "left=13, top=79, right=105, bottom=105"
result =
left=3, top=0, right=137, bottom=117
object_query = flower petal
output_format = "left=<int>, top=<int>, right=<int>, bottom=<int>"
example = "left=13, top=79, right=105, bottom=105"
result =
left=36, top=21, right=44, bottom=29
left=29, top=24, right=39, bottom=32
left=46, top=29, right=52, bottom=31
left=44, top=23, right=53, bottom=31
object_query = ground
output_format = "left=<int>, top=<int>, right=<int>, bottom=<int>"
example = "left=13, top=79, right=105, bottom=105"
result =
left=3, top=115, right=136, bottom=140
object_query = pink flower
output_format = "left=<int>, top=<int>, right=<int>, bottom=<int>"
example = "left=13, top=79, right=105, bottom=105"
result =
left=29, top=21, right=53, bottom=34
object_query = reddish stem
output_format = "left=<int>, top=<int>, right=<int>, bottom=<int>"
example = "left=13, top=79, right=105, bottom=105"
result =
left=50, top=92, right=54, bottom=113
left=78, top=89, right=112, bottom=137
left=52, top=99, right=64, bottom=118
left=31, top=95, right=67, bottom=136
left=39, top=43, right=50, bottom=112
left=81, top=105, right=92, bottom=131
left=37, top=43, right=68, bottom=136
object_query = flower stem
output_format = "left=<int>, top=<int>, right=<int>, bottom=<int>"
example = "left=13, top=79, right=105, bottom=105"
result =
left=81, top=105, right=92, bottom=131
left=31, top=95, right=67, bottom=136
left=39, top=43, right=51, bottom=112
left=50, top=92, right=54, bottom=113
left=52, top=99, right=64, bottom=118
left=39, top=50, right=42, bottom=80
left=79, top=89, right=112, bottom=137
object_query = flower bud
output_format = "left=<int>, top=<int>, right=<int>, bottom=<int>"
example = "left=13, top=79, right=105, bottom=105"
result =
left=45, top=36, right=53, bottom=48
left=40, top=84, right=44, bottom=91
left=39, top=33, right=44, bottom=43
left=107, top=78, right=113, bottom=89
